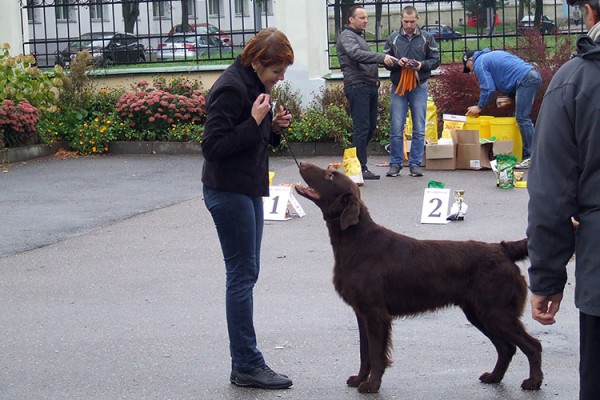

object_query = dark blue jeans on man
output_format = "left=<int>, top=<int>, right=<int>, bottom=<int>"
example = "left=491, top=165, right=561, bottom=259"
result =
left=203, top=185, right=265, bottom=373
left=389, top=81, right=428, bottom=168
left=515, top=69, right=542, bottom=159
left=344, top=82, right=379, bottom=171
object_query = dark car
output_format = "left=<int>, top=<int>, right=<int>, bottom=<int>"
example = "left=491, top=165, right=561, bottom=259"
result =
left=168, top=23, right=233, bottom=47
left=156, top=33, right=232, bottom=61
left=517, top=15, right=559, bottom=35
left=55, top=32, right=146, bottom=67
left=420, top=24, right=462, bottom=40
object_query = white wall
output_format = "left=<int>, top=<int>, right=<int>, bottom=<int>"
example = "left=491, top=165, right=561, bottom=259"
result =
left=4, top=0, right=29, bottom=56
left=274, top=0, right=329, bottom=107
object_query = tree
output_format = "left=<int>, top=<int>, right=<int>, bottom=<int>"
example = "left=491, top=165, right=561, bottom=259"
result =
left=333, top=0, right=357, bottom=35
left=461, top=0, right=497, bottom=36
left=122, top=0, right=140, bottom=33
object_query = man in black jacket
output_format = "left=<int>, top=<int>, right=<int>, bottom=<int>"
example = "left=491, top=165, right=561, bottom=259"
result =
left=336, top=5, right=396, bottom=180
left=527, top=0, right=600, bottom=398
left=383, top=6, right=439, bottom=178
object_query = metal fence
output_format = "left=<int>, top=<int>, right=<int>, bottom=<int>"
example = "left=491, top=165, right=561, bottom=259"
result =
left=325, top=0, right=586, bottom=69
left=21, top=0, right=275, bottom=67
left=20, top=0, right=586, bottom=69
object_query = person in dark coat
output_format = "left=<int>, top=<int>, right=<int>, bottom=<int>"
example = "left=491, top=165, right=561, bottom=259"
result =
left=336, top=5, right=397, bottom=180
left=527, top=0, right=600, bottom=398
left=201, top=27, right=294, bottom=390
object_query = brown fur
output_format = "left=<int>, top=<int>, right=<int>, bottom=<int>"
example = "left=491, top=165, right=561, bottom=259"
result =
left=295, top=162, right=543, bottom=394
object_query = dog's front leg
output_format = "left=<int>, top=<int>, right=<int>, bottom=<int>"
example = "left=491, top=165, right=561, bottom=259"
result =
left=356, top=315, right=392, bottom=394
left=347, top=312, right=371, bottom=388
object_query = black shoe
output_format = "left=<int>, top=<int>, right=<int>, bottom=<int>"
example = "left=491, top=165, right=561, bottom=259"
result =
left=362, top=169, right=380, bottom=180
left=386, top=163, right=402, bottom=177
left=231, top=365, right=293, bottom=389
left=231, top=369, right=288, bottom=382
left=409, top=165, right=424, bottom=177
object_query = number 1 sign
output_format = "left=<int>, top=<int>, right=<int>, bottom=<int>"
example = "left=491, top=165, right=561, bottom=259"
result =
left=420, top=188, right=451, bottom=224
left=264, top=185, right=306, bottom=221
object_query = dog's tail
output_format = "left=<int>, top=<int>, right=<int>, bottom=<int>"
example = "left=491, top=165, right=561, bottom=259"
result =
left=500, top=238, right=528, bottom=261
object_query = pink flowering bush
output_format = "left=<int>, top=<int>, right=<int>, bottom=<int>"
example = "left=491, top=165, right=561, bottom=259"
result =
left=115, top=78, right=206, bottom=140
left=0, top=99, right=39, bottom=149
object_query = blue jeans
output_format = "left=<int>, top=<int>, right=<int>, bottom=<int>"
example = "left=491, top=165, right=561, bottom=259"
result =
left=515, top=69, right=542, bottom=159
left=344, top=83, right=379, bottom=170
left=389, top=81, right=428, bottom=167
left=203, top=185, right=265, bottom=372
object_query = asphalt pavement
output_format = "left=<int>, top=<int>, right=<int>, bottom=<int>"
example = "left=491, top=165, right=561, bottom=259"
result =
left=0, top=153, right=579, bottom=399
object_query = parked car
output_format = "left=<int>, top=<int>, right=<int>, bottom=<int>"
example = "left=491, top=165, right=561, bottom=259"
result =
left=55, top=32, right=146, bottom=67
left=156, top=33, right=232, bottom=61
left=420, top=24, right=462, bottom=40
left=517, top=15, right=559, bottom=34
left=168, top=23, right=233, bottom=47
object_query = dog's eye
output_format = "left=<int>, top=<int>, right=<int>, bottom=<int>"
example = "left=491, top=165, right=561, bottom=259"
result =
left=326, top=172, right=334, bottom=181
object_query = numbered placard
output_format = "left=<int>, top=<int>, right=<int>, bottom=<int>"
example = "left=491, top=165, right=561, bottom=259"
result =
left=420, top=188, right=451, bottom=224
left=264, top=185, right=306, bottom=221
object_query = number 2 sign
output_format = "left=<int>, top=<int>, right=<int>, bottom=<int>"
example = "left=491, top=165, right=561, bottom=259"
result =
left=420, top=188, right=451, bottom=224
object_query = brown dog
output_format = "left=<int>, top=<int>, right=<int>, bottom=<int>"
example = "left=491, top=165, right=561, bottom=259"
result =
left=294, top=162, right=543, bottom=394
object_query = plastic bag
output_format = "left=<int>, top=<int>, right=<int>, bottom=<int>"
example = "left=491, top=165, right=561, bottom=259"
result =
left=343, top=147, right=364, bottom=186
left=496, top=154, right=518, bottom=189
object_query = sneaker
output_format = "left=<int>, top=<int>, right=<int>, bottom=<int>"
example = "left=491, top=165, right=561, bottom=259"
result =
left=409, top=165, right=424, bottom=177
left=386, top=163, right=402, bottom=177
left=362, top=169, right=380, bottom=180
left=515, top=158, right=530, bottom=169
left=231, top=365, right=293, bottom=389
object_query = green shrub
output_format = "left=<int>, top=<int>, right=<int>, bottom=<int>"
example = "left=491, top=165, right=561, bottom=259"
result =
left=0, top=44, right=64, bottom=111
left=69, top=114, right=117, bottom=155
left=271, top=81, right=302, bottom=118
left=286, top=104, right=352, bottom=146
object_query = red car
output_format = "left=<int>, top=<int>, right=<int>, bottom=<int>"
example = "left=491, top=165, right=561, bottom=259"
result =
left=168, top=23, right=232, bottom=47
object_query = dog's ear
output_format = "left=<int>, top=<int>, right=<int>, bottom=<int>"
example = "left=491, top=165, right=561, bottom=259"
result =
left=339, top=192, right=361, bottom=230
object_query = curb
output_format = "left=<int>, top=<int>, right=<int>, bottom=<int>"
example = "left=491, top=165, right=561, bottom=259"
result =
left=2, top=141, right=389, bottom=163
left=0, top=142, right=66, bottom=164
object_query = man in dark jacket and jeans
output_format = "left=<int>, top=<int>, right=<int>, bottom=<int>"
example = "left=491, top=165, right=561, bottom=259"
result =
left=384, top=6, right=439, bottom=178
left=527, top=0, right=600, bottom=398
left=336, top=5, right=396, bottom=180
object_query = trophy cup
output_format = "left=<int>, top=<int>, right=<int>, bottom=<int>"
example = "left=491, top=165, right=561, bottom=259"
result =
left=447, top=189, right=468, bottom=221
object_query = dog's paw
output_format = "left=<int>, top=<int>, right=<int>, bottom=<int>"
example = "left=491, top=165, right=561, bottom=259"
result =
left=357, top=380, right=381, bottom=393
left=521, top=377, right=542, bottom=390
left=479, top=372, right=502, bottom=384
left=346, top=375, right=363, bottom=387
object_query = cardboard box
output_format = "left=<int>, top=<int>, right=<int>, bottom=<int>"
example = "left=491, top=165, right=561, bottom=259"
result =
left=453, top=130, right=513, bottom=170
left=425, top=135, right=457, bottom=170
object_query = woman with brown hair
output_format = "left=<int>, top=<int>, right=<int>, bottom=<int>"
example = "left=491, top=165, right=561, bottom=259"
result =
left=201, top=28, right=294, bottom=390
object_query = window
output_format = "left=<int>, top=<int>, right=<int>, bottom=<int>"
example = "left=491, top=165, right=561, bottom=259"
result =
left=152, top=0, right=171, bottom=18
left=234, top=0, right=249, bottom=16
left=55, top=0, right=74, bottom=21
left=89, top=1, right=107, bottom=20
left=261, top=0, right=274, bottom=16
left=208, top=0, right=222, bottom=17
left=187, top=0, right=196, bottom=18
left=26, top=0, right=40, bottom=24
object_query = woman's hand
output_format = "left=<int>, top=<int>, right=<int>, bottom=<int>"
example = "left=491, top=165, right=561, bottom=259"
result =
left=272, top=105, right=292, bottom=133
left=252, top=93, right=271, bottom=125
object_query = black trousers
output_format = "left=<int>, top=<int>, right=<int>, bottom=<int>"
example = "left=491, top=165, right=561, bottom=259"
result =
left=580, top=312, right=600, bottom=400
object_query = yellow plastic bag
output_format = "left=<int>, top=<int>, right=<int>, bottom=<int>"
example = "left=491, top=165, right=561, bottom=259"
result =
left=441, top=114, right=467, bottom=140
left=404, top=99, right=438, bottom=143
left=343, top=147, right=364, bottom=186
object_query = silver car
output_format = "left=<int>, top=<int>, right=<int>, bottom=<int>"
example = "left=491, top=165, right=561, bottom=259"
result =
left=157, top=33, right=232, bottom=61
